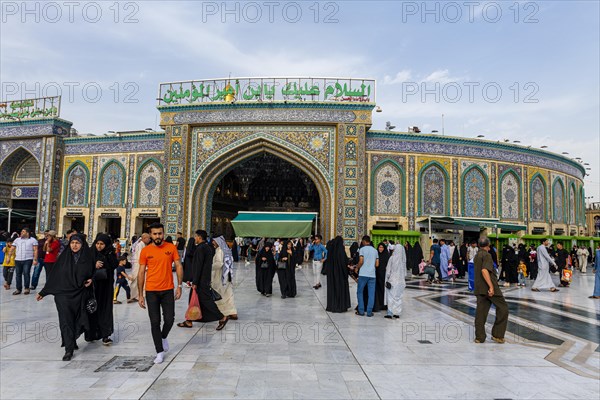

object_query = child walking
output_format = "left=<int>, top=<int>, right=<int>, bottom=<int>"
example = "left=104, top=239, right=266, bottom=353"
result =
left=113, top=256, right=133, bottom=304
left=517, top=260, right=528, bottom=287
left=3, top=238, right=16, bottom=290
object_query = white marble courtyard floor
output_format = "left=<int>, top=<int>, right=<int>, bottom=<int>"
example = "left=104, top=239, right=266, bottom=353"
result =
left=1, top=262, right=599, bottom=400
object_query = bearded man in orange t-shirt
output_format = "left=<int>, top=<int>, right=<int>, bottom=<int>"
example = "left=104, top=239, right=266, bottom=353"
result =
left=138, top=222, right=183, bottom=364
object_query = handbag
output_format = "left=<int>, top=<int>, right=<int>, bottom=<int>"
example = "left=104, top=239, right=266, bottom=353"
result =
left=561, top=268, right=573, bottom=282
left=85, top=286, right=97, bottom=314
left=260, top=261, right=269, bottom=269
left=277, top=261, right=287, bottom=270
left=418, top=261, right=426, bottom=274
left=550, top=264, right=558, bottom=273
left=209, top=286, right=222, bottom=301
left=185, top=288, right=202, bottom=320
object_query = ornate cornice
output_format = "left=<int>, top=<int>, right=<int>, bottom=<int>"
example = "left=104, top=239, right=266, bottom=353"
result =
left=366, top=131, right=586, bottom=180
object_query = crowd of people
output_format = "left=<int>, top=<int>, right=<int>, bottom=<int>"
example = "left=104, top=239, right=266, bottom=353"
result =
left=2, top=225, right=599, bottom=362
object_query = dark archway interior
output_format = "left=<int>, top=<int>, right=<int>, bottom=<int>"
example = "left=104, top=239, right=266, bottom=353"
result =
left=0, top=149, right=40, bottom=232
left=210, top=153, right=320, bottom=239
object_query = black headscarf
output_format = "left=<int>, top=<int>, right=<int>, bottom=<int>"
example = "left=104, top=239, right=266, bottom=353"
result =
left=39, top=235, right=93, bottom=297
left=377, top=242, right=391, bottom=268
left=92, top=233, right=118, bottom=278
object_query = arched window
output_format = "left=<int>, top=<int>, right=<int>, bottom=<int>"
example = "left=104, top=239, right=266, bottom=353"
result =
left=569, top=184, right=576, bottom=224
left=136, top=160, right=162, bottom=207
left=419, top=163, right=448, bottom=216
left=65, top=163, right=89, bottom=207
left=372, top=161, right=404, bottom=215
left=99, top=161, right=126, bottom=207
left=462, top=166, right=488, bottom=217
left=552, top=178, right=565, bottom=223
left=530, top=174, right=547, bottom=222
left=499, top=171, right=521, bottom=220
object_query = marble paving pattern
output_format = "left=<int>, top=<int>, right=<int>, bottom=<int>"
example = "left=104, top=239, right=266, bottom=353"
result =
left=1, top=262, right=599, bottom=399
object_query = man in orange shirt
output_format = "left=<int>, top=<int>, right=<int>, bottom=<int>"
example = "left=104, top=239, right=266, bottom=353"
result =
left=138, top=223, right=183, bottom=364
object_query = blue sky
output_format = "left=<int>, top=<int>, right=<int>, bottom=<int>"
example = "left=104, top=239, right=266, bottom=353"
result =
left=1, top=0, right=598, bottom=200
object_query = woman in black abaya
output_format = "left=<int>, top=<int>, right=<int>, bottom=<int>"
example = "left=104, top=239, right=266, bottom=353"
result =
left=374, top=243, right=390, bottom=312
left=404, top=242, right=414, bottom=275
left=86, top=234, right=117, bottom=345
left=277, top=241, right=297, bottom=298
left=321, top=239, right=334, bottom=276
left=36, top=235, right=94, bottom=360
left=411, top=241, right=424, bottom=276
left=256, top=243, right=276, bottom=296
left=326, top=236, right=351, bottom=313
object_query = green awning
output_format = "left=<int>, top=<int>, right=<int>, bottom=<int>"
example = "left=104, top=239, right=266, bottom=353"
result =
left=231, top=212, right=316, bottom=238
left=427, top=217, right=526, bottom=231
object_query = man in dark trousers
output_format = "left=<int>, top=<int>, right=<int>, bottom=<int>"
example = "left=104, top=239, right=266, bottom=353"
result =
left=474, top=237, right=509, bottom=344
left=554, top=242, right=570, bottom=287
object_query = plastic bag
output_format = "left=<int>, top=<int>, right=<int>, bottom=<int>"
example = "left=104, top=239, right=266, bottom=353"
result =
left=185, top=288, right=202, bottom=321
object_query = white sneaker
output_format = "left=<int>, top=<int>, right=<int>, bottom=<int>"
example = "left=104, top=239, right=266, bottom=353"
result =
left=154, top=352, right=164, bottom=364
left=162, top=338, right=169, bottom=352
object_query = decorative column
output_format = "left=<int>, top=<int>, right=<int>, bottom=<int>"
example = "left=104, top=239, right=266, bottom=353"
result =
left=162, top=125, right=190, bottom=236
left=336, top=123, right=367, bottom=245
left=408, top=156, right=416, bottom=230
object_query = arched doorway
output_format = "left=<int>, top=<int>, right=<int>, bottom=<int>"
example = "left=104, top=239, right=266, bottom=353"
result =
left=0, top=148, right=41, bottom=232
left=190, top=139, right=332, bottom=239
left=210, top=153, right=320, bottom=238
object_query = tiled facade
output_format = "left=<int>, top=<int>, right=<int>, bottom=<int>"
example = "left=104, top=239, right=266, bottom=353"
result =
left=0, top=101, right=589, bottom=241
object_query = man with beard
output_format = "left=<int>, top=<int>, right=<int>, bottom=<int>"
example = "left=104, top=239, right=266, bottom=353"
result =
left=138, top=223, right=183, bottom=364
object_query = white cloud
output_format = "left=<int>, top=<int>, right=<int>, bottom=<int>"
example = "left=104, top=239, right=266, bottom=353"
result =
left=421, top=69, right=467, bottom=84
left=383, top=70, right=412, bottom=85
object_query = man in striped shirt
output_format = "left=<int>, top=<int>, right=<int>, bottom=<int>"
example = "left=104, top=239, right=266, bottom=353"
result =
left=12, top=228, right=38, bottom=295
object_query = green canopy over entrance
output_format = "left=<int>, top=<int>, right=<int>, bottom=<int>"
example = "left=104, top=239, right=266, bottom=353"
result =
left=231, top=212, right=317, bottom=238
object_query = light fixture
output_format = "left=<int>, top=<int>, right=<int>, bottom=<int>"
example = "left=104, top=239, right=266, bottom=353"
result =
left=562, top=152, right=569, bottom=155
left=431, top=130, right=438, bottom=133
left=375, top=106, right=382, bottom=113
left=477, top=135, right=485, bottom=138
left=513, top=140, right=521, bottom=143
left=541, top=145, right=548, bottom=148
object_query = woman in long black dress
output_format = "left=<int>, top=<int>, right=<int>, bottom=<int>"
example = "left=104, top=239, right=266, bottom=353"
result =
left=86, top=234, right=117, bottom=345
left=36, top=235, right=94, bottom=360
left=374, top=243, right=390, bottom=312
left=277, top=241, right=297, bottom=298
left=326, top=236, right=351, bottom=313
left=256, top=243, right=275, bottom=296
left=411, top=242, right=424, bottom=276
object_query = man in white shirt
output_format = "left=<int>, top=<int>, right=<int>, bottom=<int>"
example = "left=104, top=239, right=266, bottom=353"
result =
left=129, top=233, right=151, bottom=303
left=12, top=228, right=38, bottom=295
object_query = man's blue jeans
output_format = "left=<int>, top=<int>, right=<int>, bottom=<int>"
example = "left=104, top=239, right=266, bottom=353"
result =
left=31, top=258, right=45, bottom=288
left=14, top=259, right=33, bottom=291
left=357, top=276, right=376, bottom=315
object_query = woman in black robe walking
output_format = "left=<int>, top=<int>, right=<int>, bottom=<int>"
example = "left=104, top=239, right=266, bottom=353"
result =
left=192, top=237, right=227, bottom=328
left=183, top=236, right=197, bottom=284
left=411, top=242, right=424, bottom=276
left=374, top=243, right=390, bottom=312
left=86, top=234, right=117, bottom=345
left=277, top=241, right=297, bottom=298
left=256, top=243, right=275, bottom=296
left=326, top=236, right=351, bottom=313
left=36, top=235, right=94, bottom=360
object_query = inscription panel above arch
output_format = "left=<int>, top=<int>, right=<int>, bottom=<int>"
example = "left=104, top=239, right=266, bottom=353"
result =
left=191, top=125, right=336, bottom=187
